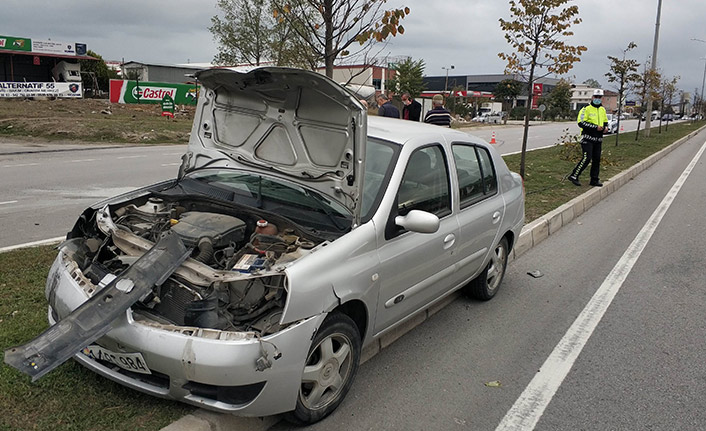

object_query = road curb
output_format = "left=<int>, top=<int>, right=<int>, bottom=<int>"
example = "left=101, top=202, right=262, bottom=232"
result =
left=0, top=236, right=64, bottom=254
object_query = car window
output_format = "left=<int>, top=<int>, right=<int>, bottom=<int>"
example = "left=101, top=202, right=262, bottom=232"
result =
left=397, top=145, right=451, bottom=217
left=477, top=147, right=497, bottom=195
left=452, top=144, right=497, bottom=207
left=362, top=139, right=398, bottom=222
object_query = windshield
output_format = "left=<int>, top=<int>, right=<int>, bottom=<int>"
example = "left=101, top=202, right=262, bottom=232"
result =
left=184, top=170, right=352, bottom=233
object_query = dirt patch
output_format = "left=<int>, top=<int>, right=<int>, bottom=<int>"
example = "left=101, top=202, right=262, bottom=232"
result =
left=0, top=98, right=194, bottom=145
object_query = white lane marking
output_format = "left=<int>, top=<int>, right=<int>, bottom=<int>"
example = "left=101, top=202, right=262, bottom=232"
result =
left=68, top=159, right=97, bottom=163
left=161, top=163, right=181, bottom=167
left=1, top=163, right=39, bottom=168
left=117, top=155, right=147, bottom=159
left=163, top=152, right=184, bottom=156
left=502, top=144, right=556, bottom=156
left=496, top=140, right=706, bottom=431
left=0, top=236, right=65, bottom=254
left=0, top=200, right=18, bottom=205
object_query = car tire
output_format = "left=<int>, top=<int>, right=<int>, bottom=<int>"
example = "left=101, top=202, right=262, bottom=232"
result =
left=464, top=237, right=509, bottom=301
left=286, top=312, right=361, bottom=425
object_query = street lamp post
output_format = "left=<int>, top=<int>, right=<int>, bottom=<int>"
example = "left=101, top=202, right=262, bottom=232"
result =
left=692, top=39, right=706, bottom=119
left=700, top=58, right=706, bottom=118
left=442, top=65, right=455, bottom=95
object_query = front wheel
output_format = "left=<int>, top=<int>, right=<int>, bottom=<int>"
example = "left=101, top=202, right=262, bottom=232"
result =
left=286, top=312, right=361, bottom=425
left=464, top=237, right=509, bottom=300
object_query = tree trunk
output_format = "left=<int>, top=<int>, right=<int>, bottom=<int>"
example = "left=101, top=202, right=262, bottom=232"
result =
left=324, top=0, right=334, bottom=78
left=520, top=64, right=536, bottom=179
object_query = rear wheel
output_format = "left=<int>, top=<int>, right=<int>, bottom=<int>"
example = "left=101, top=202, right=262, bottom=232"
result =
left=464, top=237, right=509, bottom=300
left=286, top=312, right=361, bottom=424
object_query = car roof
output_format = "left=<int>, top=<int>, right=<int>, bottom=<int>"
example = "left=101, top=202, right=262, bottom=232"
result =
left=367, top=116, right=483, bottom=146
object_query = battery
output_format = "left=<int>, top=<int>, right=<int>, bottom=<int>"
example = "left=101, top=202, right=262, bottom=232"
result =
left=233, top=254, right=268, bottom=273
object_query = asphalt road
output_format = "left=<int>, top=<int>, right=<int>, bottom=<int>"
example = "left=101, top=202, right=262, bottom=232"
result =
left=0, top=144, right=184, bottom=247
left=265, top=128, right=706, bottom=430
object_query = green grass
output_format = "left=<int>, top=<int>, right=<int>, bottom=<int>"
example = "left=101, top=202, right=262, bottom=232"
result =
left=503, top=121, right=705, bottom=221
left=0, top=246, right=193, bottom=431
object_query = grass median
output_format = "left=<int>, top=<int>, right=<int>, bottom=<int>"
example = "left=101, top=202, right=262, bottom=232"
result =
left=503, top=121, right=705, bottom=222
left=0, top=246, right=192, bottom=431
left=0, top=120, right=703, bottom=430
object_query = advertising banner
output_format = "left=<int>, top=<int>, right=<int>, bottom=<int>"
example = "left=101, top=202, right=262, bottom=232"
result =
left=32, top=39, right=77, bottom=56
left=109, top=79, right=198, bottom=105
left=0, top=35, right=31, bottom=52
left=0, top=82, right=83, bottom=98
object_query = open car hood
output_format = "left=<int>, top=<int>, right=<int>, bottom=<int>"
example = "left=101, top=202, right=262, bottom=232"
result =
left=183, top=67, right=367, bottom=223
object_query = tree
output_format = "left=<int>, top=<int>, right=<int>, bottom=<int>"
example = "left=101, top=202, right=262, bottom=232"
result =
left=493, top=79, right=523, bottom=123
left=78, top=50, right=118, bottom=94
left=498, top=0, right=587, bottom=178
left=210, top=0, right=316, bottom=68
left=543, top=79, right=572, bottom=120
left=272, top=0, right=410, bottom=78
left=632, top=60, right=661, bottom=141
left=605, top=42, right=640, bottom=145
left=658, top=75, right=678, bottom=132
left=583, top=78, right=601, bottom=88
left=386, top=57, right=425, bottom=98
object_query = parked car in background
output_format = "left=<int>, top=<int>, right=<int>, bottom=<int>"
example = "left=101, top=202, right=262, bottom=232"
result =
left=486, top=111, right=506, bottom=124
left=661, top=113, right=675, bottom=122
left=5, top=67, right=525, bottom=424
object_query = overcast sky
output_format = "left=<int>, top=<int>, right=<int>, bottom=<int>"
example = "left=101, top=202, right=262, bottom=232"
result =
left=3, top=0, right=706, bottom=98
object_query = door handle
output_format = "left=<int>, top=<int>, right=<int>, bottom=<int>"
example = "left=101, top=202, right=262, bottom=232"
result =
left=492, top=211, right=501, bottom=224
left=443, top=234, right=455, bottom=249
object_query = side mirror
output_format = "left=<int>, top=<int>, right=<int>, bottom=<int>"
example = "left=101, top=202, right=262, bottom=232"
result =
left=395, top=210, right=440, bottom=234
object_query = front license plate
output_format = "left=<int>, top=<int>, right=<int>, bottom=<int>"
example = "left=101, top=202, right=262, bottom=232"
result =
left=82, top=345, right=152, bottom=375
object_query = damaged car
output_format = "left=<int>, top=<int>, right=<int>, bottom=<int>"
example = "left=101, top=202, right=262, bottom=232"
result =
left=4, top=67, right=524, bottom=424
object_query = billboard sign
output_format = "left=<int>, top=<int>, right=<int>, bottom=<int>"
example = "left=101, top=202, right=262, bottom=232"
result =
left=0, top=82, right=82, bottom=98
left=32, top=39, right=77, bottom=56
left=109, top=80, right=198, bottom=105
left=0, top=35, right=31, bottom=52
left=531, top=83, right=543, bottom=109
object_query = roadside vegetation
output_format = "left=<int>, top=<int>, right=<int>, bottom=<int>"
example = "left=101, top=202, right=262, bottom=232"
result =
left=0, top=98, right=193, bottom=144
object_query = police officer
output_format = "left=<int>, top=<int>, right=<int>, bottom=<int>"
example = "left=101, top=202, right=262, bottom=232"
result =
left=568, top=89, right=608, bottom=187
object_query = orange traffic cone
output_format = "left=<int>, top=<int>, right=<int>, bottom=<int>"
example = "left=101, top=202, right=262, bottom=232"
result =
left=490, top=132, right=497, bottom=144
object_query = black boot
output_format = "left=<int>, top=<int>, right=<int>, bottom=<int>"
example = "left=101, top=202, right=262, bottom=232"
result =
left=567, top=175, right=581, bottom=186
left=589, top=179, right=603, bottom=187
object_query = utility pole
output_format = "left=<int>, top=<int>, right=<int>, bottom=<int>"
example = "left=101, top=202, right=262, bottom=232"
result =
left=442, top=65, right=454, bottom=96
left=644, top=0, right=662, bottom=137
left=694, top=39, right=706, bottom=119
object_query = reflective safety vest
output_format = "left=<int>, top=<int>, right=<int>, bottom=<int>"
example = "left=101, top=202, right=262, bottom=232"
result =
left=577, top=104, right=607, bottom=127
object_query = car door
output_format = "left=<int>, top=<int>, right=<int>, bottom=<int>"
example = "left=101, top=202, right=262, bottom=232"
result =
left=373, top=144, right=460, bottom=334
left=449, top=143, right=505, bottom=284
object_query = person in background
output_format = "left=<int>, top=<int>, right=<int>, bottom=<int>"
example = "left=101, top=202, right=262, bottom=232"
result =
left=424, top=94, right=452, bottom=127
left=567, top=89, right=608, bottom=187
left=401, top=92, right=422, bottom=122
left=376, top=93, right=400, bottom=118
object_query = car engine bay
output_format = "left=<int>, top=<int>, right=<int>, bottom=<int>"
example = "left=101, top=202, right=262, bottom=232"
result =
left=62, top=194, right=330, bottom=336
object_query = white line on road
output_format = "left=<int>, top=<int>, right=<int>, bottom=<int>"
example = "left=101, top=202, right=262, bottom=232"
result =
left=69, top=159, right=97, bottom=163
left=117, top=155, right=147, bottom=159
left=0, top=236, right=65, bottom=254
left=496, top=139, right=706, bottom=431
left=163, top=152, right=184, bottom=156
left=161, top=163, right=181, bottom=167
left=0, top=200, right=18, bottom=205
left=1, top=162, right=39, bottom=168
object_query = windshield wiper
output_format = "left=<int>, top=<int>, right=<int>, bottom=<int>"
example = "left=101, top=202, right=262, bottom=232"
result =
left=303, top=189, right=349, bottom=231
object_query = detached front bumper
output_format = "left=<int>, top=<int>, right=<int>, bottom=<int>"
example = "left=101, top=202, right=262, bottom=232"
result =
left=47, top=252, right=325, bottom=417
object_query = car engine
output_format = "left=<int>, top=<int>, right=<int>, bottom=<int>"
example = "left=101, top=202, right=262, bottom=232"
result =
left=63, top=195, right=326, bottom=336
